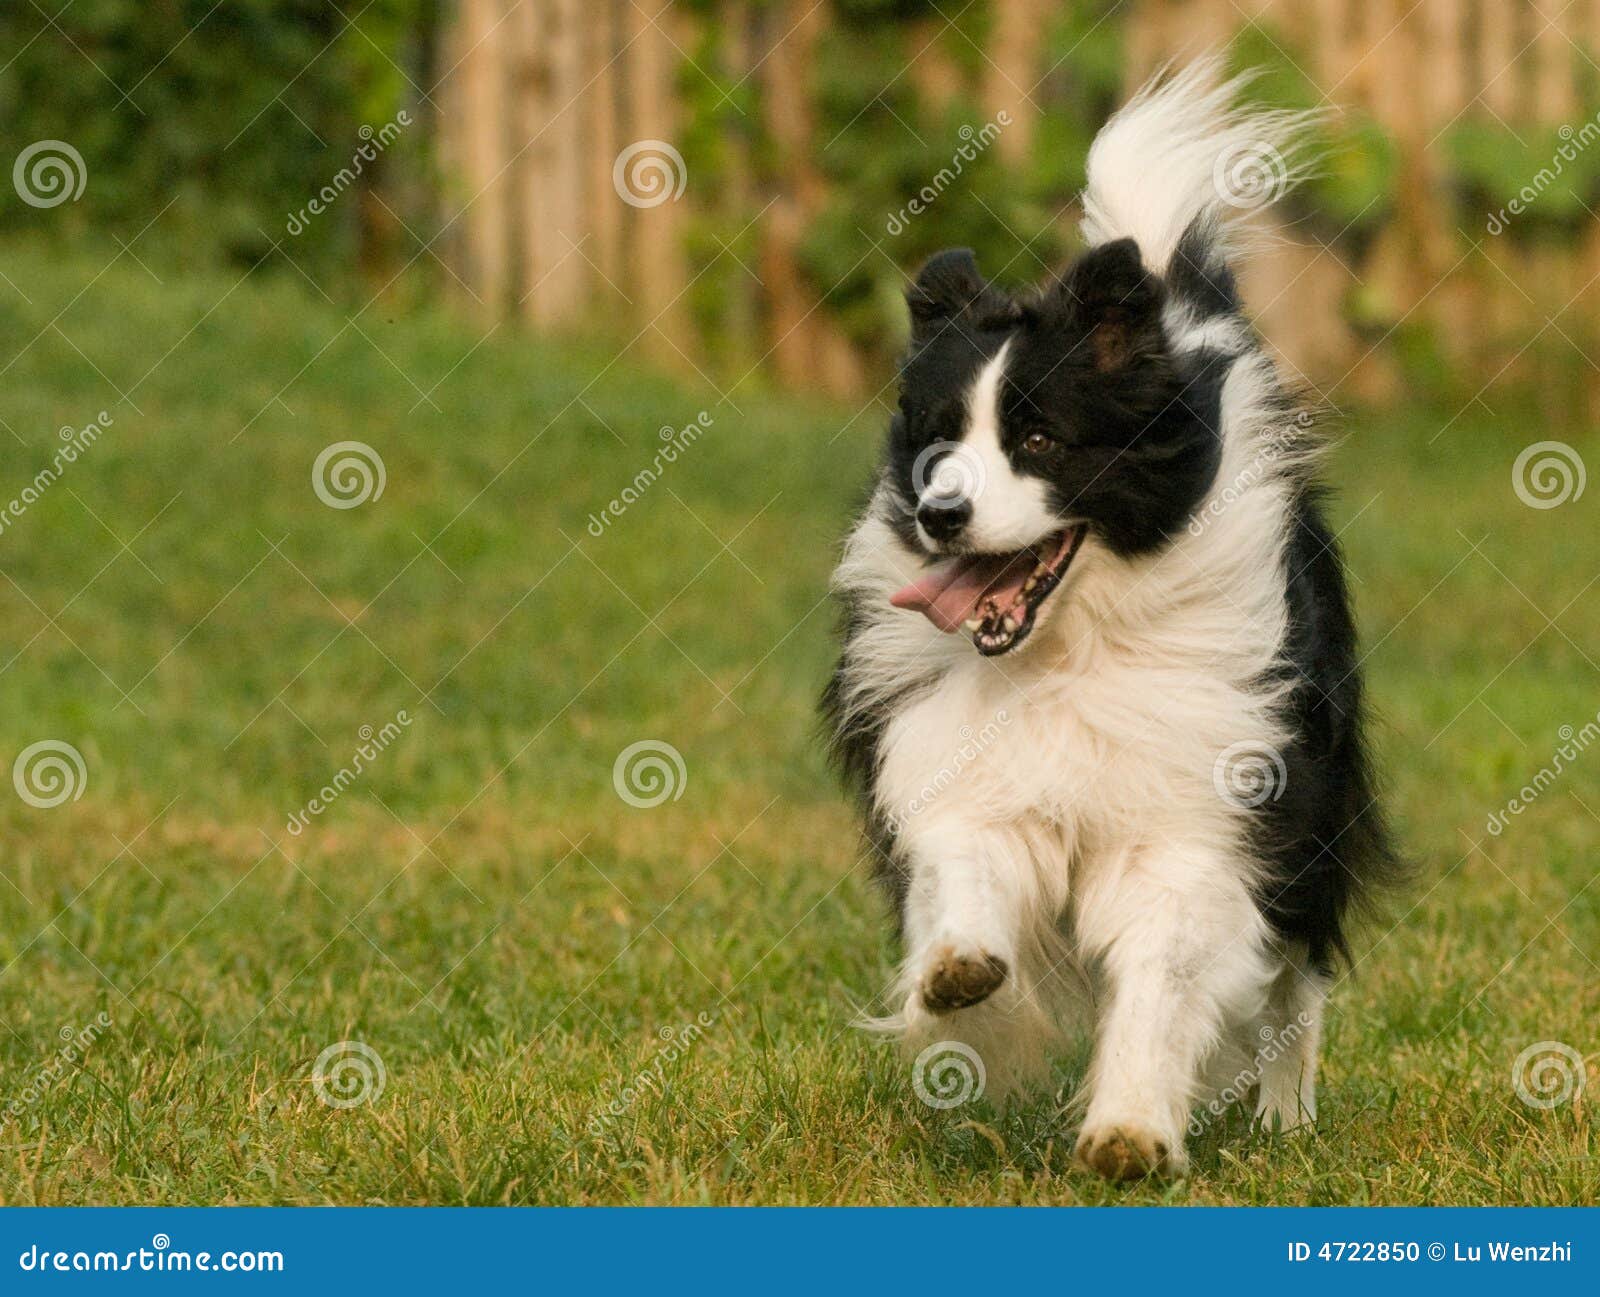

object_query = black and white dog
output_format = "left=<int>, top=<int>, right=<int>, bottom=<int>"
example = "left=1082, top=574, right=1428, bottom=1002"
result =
left=823, top=63, right=1395, bottom=1180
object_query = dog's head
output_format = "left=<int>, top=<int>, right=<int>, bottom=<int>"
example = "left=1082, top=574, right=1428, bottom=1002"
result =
left=884, top=242, right=1221, bottom=656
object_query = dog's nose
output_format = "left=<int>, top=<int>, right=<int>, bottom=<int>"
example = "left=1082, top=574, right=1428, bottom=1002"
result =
left=916, top=495, right=971, bottom=542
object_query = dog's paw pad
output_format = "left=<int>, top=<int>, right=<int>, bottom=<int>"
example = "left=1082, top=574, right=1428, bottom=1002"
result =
left=1074, top=1125, right=1178, bottom=1182
left=919, top=948, right=1007, bottom=1014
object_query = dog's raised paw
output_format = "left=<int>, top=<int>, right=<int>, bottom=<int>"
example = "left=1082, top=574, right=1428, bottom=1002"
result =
left=919, top=947, right=1008, bottom=1013
left=1074, top=1124, right=1181, bottom=1182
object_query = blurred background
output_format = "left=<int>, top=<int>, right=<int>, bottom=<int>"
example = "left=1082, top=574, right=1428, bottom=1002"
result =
left=5, top=0, right=1598, bottom=410
left=0, top=2, right=1595, bottom=1205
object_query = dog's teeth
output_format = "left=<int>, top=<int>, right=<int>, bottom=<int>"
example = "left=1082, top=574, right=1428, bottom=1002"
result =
left=1002, top=615, right=1019, bottom=632
left=963, top=618, right=982, bottom=632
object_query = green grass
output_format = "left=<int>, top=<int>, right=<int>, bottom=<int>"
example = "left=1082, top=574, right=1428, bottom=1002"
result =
left=0, top=242, right=1594, bottom=1205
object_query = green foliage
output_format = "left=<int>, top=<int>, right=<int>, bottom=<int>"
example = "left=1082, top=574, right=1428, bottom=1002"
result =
left=832, top=0, right=945, bottom=24
left=0, top=0, right=434, bottom=274
left=1447, top=119, right=1600, bottom=236
left=1317, top=117, right=1400, bottom=233
left=799, top=2, right=1123, bottom=366
left=672, top=2, right=1126, bottom=372
left=1028, top=3, right=1124, bottom=198
left=1227, top=25, right=1399, bottom=239
left=678, top=19, right=764, bottom=367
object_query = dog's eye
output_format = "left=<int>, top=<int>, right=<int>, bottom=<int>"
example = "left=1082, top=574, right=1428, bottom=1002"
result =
left=1022, top=432, right=1054, bottom=455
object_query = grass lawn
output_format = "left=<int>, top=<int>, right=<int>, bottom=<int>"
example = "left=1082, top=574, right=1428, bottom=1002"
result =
left=0, top=243, right=1594, bottom=1206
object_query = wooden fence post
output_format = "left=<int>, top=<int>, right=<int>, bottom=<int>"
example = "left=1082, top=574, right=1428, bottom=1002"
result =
left=516, top=0, right=588, bottom=326
left=982, top=0, right=1042, bottom=163
left=585, top=0, right=624, bottom=300
left=626, top=0, right=692, bottom=363
left=455, top=0, right=513, bottom=316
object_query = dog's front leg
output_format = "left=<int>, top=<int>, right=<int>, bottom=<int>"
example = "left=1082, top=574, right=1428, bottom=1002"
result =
left=1073, top=843, right=1274, bottom=1180
left=897, top=817, right=1021, bottom=1016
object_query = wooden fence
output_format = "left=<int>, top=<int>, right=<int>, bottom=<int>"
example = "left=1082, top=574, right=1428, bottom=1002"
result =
left=434, top=0, right=1600, bottom=411
left=1136, top=0, right=1600, bottom=414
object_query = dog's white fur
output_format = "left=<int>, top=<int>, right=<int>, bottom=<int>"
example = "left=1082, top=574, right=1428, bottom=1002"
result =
left=832, top=62, right=1327, bottom=1173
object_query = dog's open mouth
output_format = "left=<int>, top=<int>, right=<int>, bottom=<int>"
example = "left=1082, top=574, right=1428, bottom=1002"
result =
left=889, top=524, right=1088, bottom=656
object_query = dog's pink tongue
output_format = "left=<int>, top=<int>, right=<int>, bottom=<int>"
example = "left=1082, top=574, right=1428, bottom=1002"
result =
left=889, top=554, right=1030, bottom=633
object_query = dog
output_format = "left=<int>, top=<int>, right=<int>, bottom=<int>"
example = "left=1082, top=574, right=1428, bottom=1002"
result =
left=822, top=61, right=1397, bottom=1181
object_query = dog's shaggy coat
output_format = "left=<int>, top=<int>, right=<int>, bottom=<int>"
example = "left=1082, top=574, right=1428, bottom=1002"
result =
left=822, top=62, right=1396, bottom=1180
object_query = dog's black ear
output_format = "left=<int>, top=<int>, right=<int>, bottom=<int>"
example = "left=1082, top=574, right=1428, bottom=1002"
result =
left=907, top=249, right=1015, bottom=341
left=1045, top=238, right=1166, bottom=371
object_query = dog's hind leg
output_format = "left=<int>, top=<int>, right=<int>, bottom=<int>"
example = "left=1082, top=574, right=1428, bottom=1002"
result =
left=1251, top=947, right=1325, bottom=1132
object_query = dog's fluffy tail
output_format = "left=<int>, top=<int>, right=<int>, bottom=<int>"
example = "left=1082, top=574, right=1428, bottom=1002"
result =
left=1079, top=57, right=1323, bottom=277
